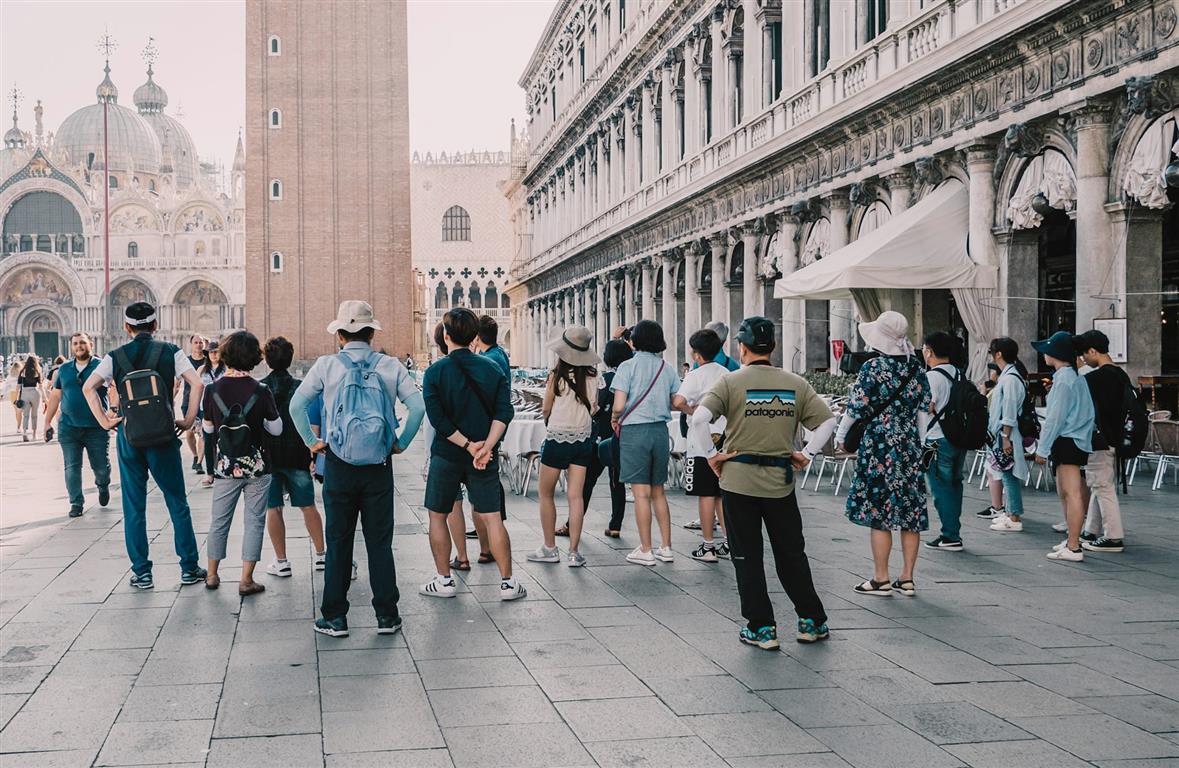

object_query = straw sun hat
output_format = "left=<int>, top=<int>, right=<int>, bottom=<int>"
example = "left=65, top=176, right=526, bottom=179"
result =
left=547, top=326, right=601, bottom=366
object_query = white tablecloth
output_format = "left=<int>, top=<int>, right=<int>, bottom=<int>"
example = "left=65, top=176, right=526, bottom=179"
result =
left=502, top=417, right=547, bottom=459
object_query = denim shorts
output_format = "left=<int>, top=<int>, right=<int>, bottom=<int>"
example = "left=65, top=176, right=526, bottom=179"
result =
left=540, top=437, right=593, bottom=469
left=266, top=466, right=316, bottom=508
left=618, top=421, right=670, bottom=485
left=425, top=454, right=504, bottom=514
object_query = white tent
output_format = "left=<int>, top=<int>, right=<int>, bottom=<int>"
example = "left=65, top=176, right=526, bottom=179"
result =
left=774, top=180, right=996, bottom=300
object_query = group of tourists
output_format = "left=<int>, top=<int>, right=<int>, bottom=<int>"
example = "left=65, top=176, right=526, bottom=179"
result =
left=28, top=292, right=1145, bottom=650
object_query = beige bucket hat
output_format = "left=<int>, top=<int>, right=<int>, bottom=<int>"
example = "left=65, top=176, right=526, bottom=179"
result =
left=327, top=300, right=382, bottom=334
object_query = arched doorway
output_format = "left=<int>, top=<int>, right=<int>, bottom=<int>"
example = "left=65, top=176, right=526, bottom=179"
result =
left=174, top=279, right=229, bottom=337
left=24, top=309, right=64, bottom=358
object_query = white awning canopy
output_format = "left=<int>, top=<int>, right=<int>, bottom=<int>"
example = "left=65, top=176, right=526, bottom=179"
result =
left=774, top=180, right=997, bottom=300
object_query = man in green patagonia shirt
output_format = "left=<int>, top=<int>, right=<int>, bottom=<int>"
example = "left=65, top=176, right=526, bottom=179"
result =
left=689, top=316, right=838, bottom=649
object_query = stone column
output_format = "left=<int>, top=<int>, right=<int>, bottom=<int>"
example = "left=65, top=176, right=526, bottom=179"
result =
left=624, top=265, right=637, bottom=325
left=641, top=76, right=657, bottom=182
left=1112, top=206, right=1164, bottom=379
left=708, top=233, right=728, bottom=325
left=710, top=6, right=727, bottom=135
left=1066, top=100, right=1116, bottom=332
left=657, top=252, right=676, bottom=364
left=997, top=231, right=1039, bottom=348
left=826, top=190, right=852, bottom=369
left=740, top=220, right=762, bottom=319
left=564, top=288, right=574, bottom=329
left=661, top=62, right=676, bottom=170
left=684, top=241, right=702, bottom=355
left=776, top=213, right=803, bottom=371
left=595, top=131, right=607, bottom=212
left=594, top=278, right=608, bottom=353
left=684, top=36, right=699, bottom=156
left=609, top=271, right=622, bottom=334
left=581, top=281, right=593, bottom=329
left=885, top=168, right=913, bottom=214
left=613, top=114, right=626, bottom=200
left=642, top=258, right=657, bottom=321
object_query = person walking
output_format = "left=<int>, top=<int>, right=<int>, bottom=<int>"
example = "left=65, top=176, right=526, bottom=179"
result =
left=43, top=333, right=111, bottom=518
left=6, top=361, right=22, bottom=432
left=611, top=320, right=680, bottom=566
left=981, top=338, right=1030, bottom=530
left=82, top=301, right=206, bottom=590
left=198, top=340, right=226, bottom=487
left=563, top=339, right=632, bottom=539
left=528, top=326, right=600, bottom=567
left=1076, top=330, right=1131, bottom=553
left=922, top=332, right=967, bottom=551
left=689, top=317, right=837, bottom=647
left=835, top=311, right=931, bottom=597
left=290, top=300, right=426, bottom=638
left=201, top=331, right=280, bottom=596
left=1033, top=331, right=1096, bottom=562
left=260, top=336, right=327, bottom=577
left=16, top=355, right=47, bottom=441
left=420, top=308, right=526, bottom=601
left=182, top=335, right=208, bottom=475
left=674, top=328, right=730, bottom=562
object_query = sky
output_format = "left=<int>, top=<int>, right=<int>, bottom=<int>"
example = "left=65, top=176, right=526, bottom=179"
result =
left=0, top=0, right=556, bottom=169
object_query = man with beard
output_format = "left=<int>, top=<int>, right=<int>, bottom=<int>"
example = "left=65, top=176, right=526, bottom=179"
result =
left=44, top=332, right=112, bottom=518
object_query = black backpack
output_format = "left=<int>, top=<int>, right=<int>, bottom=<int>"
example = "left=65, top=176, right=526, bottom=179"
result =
left=930, top=367, right=988, bottom=450
left=1113, top=383, right=1150, bottom=461
left=266, top=374, right=312, bottom=469
left=1005, top=371, right=1041, bottom=440
left=212, top=389, right=266, bottom=479
left=114, top=342, right=175, bottom=448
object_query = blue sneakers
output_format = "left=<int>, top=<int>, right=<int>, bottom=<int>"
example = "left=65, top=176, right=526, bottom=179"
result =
left=796, top=618, right=830, bottom=644
left=739, top=625, right=780, bottom=650
left=129, top=572, right=154, bottom=590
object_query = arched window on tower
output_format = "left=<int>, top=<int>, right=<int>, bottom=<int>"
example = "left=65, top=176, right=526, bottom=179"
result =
left=270, top=179, right=282, bottom=200
left=270, top=108, right=282, bottom=128
left=469, top=282, right=482, bottom=309
left=128, top=241, right=138, bottom=259
left=434, top=283, right=448, bottom=309
left=271, top=251, right=283, bottom=272
left=485, top=283, right=498, bottom=310
left=109, top=175, right=118, bottom=189
left=268, top=35, right=281, bottom=56
left=442, top=206, right=471, bottom=242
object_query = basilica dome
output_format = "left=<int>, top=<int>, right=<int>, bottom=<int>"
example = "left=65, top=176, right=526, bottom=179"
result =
left=54, top=64, right=162, bottom=176
left=134, top=66, right=198, bottom=189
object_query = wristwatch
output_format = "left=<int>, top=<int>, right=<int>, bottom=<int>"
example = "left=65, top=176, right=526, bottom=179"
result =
left=463, top=439, right=471, bottom=451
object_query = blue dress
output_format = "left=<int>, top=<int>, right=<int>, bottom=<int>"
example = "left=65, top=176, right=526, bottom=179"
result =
left=844, top=355, right=932, bottom=533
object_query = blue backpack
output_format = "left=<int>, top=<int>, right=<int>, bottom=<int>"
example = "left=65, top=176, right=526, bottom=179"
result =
left=327, top=352, right=396, bottom=465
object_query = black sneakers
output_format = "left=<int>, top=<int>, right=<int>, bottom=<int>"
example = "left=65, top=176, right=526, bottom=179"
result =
left=129, top=573, right=154, bottom=590
left=1081, top=537, right=1124, bottom=553
left=98, top=486, right=110, bottom=507
left=976, top=506, right=1003, bottom=519
left=68, top=505, right=84, bottom=518
left=1079, top=531, right=1099, bottom=544
left=180, top=566, right=208, bottom=585
left=924, top=536, right=963, bottom=551
left=315, top=616, right=350, bottom=637
left=376, top=616, right=403, bottom=635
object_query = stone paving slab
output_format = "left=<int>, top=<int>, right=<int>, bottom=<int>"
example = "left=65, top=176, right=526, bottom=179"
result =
left=2, top=434, right=1178, bottom=767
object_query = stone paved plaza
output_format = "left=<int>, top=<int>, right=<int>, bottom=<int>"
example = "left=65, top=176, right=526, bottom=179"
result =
left=2, top=430, right=1178, bottom=768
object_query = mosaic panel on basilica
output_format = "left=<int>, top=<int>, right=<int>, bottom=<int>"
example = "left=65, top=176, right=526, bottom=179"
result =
left=0, top=52, right=245, bottom=358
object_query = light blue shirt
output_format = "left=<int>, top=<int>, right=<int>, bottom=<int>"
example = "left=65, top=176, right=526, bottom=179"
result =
left=610, top=351, right=678, bottom=425
left=988, top=364, right=1028, bottom=480
left=290, top=342, right=425, bottom=453
left=1036, top=365, right=1095, bottom=458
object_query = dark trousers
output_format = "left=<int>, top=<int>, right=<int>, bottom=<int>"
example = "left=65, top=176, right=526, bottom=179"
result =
left=116, top=430, right=200, bottom=576
left=321, top=450, right=400, bottom=621
left=60, top=424, right=111, bottom=507
left=204, top=435, right=217, bottom=475
left=723, top=490, right=827, bottom=631
left=583, top=444, right=625, bottom=531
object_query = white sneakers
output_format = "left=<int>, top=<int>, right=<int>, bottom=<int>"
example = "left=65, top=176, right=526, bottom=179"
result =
left=1051, top=521, right=1069, bottom=533
left=653, top=546, right=675, bottom=563
left=499, top=579, right=527, bottom=601
left=420, top=575, right=457, bottom=598
left=989, top=515, right=1023, bottom=532
left=1046, top=545, right=1084, bottom=562
left=526, top=545, right=561, bottom=563
left=266, top=559, right=292, bottom=577
left=626, top=547, right=657, bottom=566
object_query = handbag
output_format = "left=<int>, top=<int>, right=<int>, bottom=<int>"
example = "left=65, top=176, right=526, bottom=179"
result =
left=15, top=398, right=25, bottom=409
left=843, top=359, right=921, bottom=453
left=613, top=361, right=667, bottom=440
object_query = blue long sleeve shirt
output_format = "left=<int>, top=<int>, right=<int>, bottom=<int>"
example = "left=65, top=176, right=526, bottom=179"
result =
left=423, top=349, right=513, bottom=464
left=290, top=342, right=425, bottom=454
left=1035, top=365, right=1095, bottom=458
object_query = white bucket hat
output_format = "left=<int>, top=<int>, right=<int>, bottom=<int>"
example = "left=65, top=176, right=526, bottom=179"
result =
left=327, top=300, right=382, bottom=334
left=547, top=326, right=601, bottom=367
left=857, top=310, right=914, bottom=356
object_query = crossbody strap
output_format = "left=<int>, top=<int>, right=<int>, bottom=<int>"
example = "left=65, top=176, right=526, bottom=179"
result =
left=928, top=366, right=956, bottom=429
left=860, top=359, right=920, bottom=424
left=620, top=361, right=666, bottom=427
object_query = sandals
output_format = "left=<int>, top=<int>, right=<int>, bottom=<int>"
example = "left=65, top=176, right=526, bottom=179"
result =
left=205, top=574, right=220, bottom=590
left=853, top=579, right=892, bottom=596
left=477, top=551, right=495, bottom=564
left=604, top=529, right=621, bottom=538
left=891, top=578, right=916, bottom=596
left=555, top=523, right=570, bottom=537
left=238, top=582, right=266, bottom=597
left=450, top=557, right=471, bottom=572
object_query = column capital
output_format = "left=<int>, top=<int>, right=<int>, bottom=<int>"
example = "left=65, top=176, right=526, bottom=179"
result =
left=740, top=217, right=766, bottom=237
left=823, top=188, right=851, bottom=209
left=1062, top=98, right=1115, bottom=129
left=882, top=168, right=913, bottom=190
left=707, top=231, right=729, bottom=249
left=660, top=247, right=683, bottom=265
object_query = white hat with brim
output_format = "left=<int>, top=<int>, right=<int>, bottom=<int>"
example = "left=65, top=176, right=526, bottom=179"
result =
left=547, top=326, right=601, bottom=367
left=327, top=300, right=382, bottom=334
left=857, top=310, right=914, bottom=356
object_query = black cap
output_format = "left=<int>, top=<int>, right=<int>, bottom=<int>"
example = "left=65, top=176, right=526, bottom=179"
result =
left=735, top=316, right=775, bottom=353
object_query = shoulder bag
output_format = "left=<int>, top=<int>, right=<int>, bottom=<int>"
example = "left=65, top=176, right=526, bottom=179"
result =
left=843, top=358, right=920, bottom=453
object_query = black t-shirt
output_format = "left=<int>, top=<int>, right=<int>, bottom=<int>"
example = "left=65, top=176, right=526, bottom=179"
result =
left=17, top=371, right=41, bottom=388
left=202, top=377, right=280, bottom=455
left=1084, top=364, right=1132, bottom=451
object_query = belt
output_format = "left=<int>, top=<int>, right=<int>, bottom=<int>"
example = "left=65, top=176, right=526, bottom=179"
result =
left=727, top=454, right=794, bottom=484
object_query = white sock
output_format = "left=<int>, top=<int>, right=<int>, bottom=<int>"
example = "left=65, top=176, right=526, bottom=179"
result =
left=502, top=576, right=517, bottom=587
left=438, top=572, right=453, bottom=583
left=701, top=539, right=714, bottom=547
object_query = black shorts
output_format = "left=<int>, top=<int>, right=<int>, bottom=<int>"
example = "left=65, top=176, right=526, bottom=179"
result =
left=1049, top=437, right=1089, bottom=467
left=540, top=437, right=593, bottom=469
left=683, top=456, right=722, bottom=497
left=425, top=454, right=506, bottom=516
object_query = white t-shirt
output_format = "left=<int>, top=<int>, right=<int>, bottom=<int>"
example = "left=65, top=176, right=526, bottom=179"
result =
left=925, top=363, right=957, bottom=442
left=92, top=349, right=194, bottom=383
left=677, top=361, right=727, bottom=458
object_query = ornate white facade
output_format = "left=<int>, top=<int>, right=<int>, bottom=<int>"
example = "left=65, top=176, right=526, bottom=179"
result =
left=411, top=143, right=521, bottom=358
left=0, top=58, right=245, bottom=358
left=508, top=0, right=1179, bottom=379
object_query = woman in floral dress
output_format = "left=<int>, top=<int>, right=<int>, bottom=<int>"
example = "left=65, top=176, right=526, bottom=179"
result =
left=835, top=311, right=931, bottom=597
